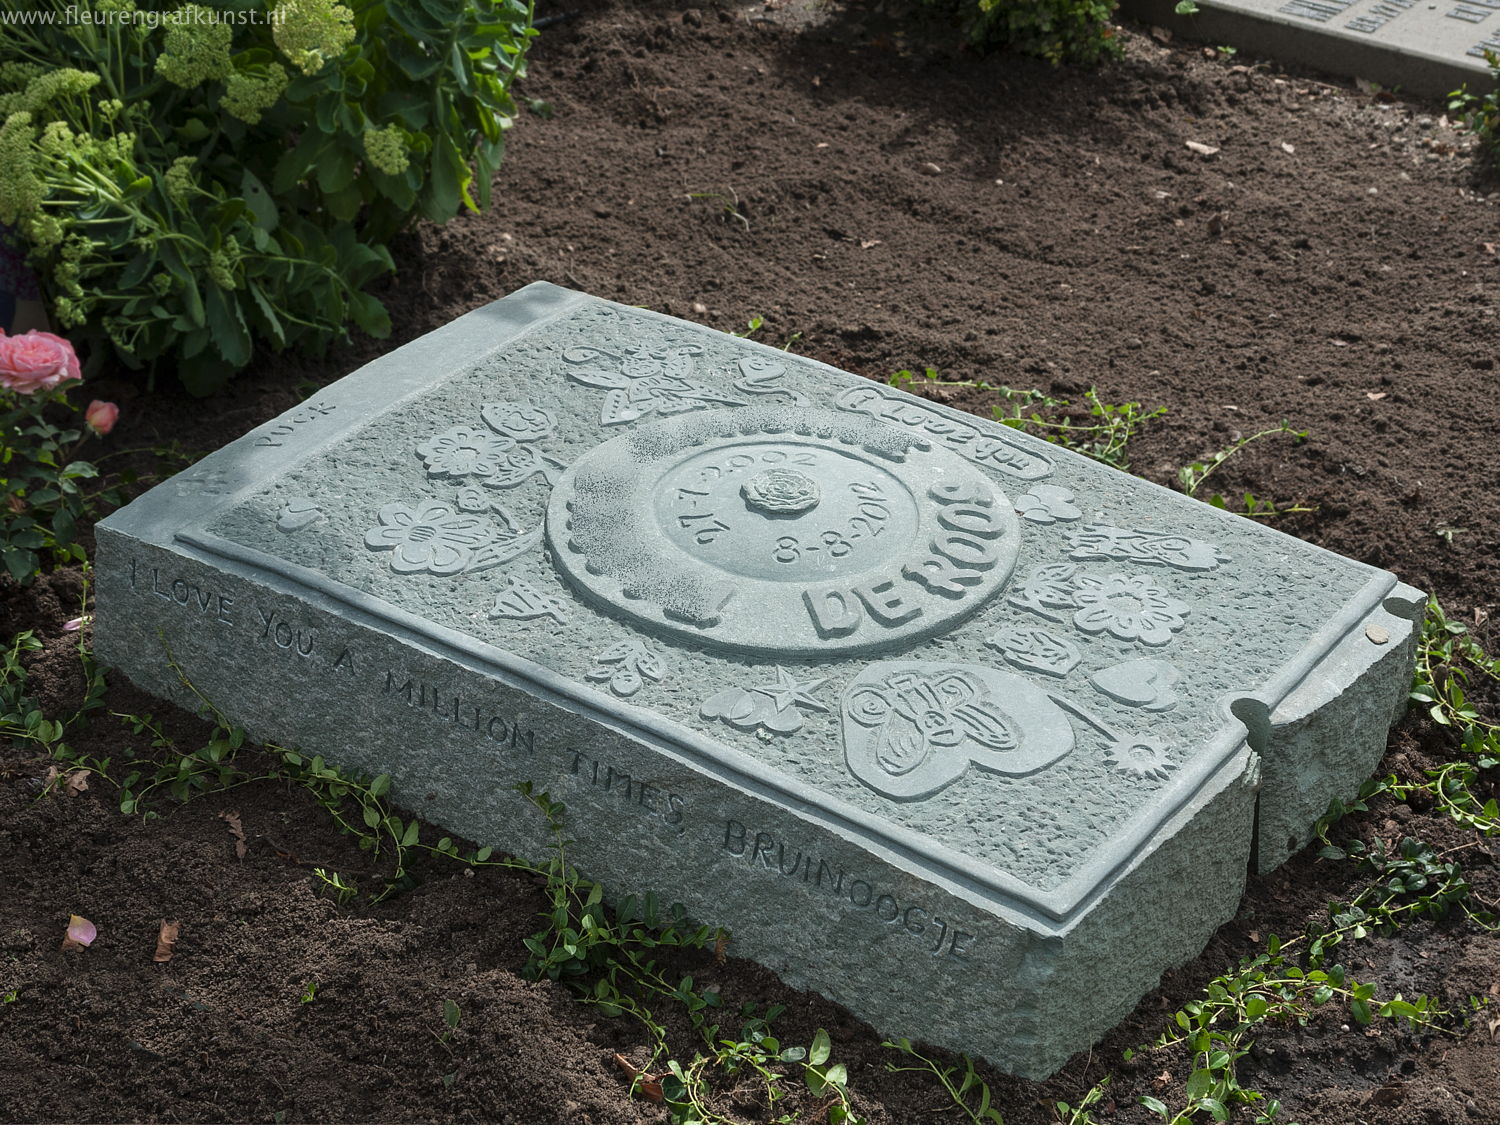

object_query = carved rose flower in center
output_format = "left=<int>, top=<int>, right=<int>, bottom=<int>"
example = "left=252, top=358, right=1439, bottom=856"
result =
left=741, top=468, right=820, bottom=515
left=416, top=425, right=515, bottom=481
left=364, top=501, right=491, bottom=575
left=1071, top=573, right=1189, bottom=646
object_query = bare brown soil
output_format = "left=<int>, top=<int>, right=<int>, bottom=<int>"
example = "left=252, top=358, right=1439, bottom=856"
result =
left=2, top=2, right=1498, bottom=1122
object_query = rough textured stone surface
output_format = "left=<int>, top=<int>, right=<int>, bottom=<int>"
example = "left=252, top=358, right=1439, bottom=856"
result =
left=93, top=283, right=1422, bottom=1078
left=1121, top=0, right=1500, bottom=97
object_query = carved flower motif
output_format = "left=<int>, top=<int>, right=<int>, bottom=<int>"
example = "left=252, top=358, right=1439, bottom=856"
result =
left=1103, top=737, right=1177, bottom=782
left=741, top=468, right=820, bottom=515
left=364, top=501, right=491, bottom=575
left=1071, top=573, right=1189, bottom=646
left=487, top=441, right=544, bottom=487
left=416, top=425, right=515, bottom=481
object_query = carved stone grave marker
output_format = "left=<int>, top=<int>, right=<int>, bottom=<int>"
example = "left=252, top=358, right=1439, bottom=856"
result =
left=1120, top=0, right=1500, bottom=96
left=95, top=283, right=1421, bottom=1078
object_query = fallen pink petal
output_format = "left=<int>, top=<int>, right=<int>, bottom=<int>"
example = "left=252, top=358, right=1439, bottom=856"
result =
left=63, top=617, right=84, bottom=632
left=61, top=914, right=96, bottom=951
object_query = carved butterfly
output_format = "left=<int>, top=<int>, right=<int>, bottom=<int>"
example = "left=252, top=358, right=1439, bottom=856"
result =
left=857, top=671, right=1016, bottom=778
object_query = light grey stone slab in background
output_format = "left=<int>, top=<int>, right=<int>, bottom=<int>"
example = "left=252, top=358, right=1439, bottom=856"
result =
left=1122, top=0, right=1500, bottom=97
left=93, top=282, right=1421, bottom=1078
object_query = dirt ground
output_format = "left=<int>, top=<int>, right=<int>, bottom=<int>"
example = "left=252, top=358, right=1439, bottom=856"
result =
left=2, top=1, right=1498, bottom=1122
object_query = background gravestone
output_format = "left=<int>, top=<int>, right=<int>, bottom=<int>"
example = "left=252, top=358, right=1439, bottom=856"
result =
left=94, top=282, right=1421, bottom=1078
left=1122, top=0, right=1500, bottom=96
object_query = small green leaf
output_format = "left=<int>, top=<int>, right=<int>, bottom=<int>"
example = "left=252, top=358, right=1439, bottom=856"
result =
left=809, top=1028, right=831, bottom=1066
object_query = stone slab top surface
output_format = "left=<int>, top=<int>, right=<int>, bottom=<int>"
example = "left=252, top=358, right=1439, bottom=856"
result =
left=107, top=282, right=1408, bottom=930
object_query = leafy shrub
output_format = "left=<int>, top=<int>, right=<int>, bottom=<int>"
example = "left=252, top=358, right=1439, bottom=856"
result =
left=0, top=0, right=537, bottom=394
left=0, top=328, right=118, bottom=583
left=918, top=0, right=1121, bottom=66
left=1449, top=50, right=1500, bottom=166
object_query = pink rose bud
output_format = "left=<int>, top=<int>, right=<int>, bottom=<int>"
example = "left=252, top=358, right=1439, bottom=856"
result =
left=85, top=400, right=120, bottom=435
left=0, top=328, right=82, bottom=395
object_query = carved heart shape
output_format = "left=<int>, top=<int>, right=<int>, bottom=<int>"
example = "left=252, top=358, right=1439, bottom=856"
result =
left=1090, top=658, right=1181, bottom=712
left=276, top=499, right=323, bottom=533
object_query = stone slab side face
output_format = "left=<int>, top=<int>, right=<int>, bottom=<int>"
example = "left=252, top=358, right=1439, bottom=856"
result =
left=1120, top=0, right=1500, bottom=98
left=93, top=283, right=1422, bottom=1078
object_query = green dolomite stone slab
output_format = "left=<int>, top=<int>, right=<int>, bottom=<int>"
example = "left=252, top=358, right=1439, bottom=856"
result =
left=93, top=282, right=1422, bottom=1078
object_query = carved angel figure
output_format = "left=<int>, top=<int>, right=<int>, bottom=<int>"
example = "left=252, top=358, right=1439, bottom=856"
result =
left=563, top=343, right=747, bottom=425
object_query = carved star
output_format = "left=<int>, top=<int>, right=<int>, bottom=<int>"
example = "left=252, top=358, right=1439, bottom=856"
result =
left=749, top=667, right=829, bottom=713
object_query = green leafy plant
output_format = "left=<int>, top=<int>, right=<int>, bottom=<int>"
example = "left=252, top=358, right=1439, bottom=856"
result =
left=883, top=1038, right=1004, bottom=1123
left=437, top=997, right=461, bottom=1045
left=312, top=866, right=357, bottom=905
left=1131, top=937, right=1444, bottom=1123
left=919, top=0, right=1121, bottom=66
left=1178, top=421, right=1314, bottom=519
left=1448, top=50, right=1500, bottom=166
left=1309, top=836, right=1493, bottom=966
left=299, top=980, right=318, bottom=1003
left=1052, top=1077, right=1109, bottom=1124
left=0, top=0, right=537, bottom=393
left=888, top=368, right=1166, bottom=472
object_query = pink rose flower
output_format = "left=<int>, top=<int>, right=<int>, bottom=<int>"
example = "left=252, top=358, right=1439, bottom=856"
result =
left=0, top=329, right=83, bottom=394
left=85, top=400, right=120, bottom=435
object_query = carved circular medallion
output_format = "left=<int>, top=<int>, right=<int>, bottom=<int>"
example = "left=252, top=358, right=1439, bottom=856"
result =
left=546, top=406, right=1022, bottom=656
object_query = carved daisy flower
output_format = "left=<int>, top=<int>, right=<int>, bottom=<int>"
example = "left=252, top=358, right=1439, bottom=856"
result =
left=1103, top=737, right=1177, bottom=782
left=1071, top=573, right=1189, bottom=646
left=416, top=424, right=515, bottom=481
left=364, top=501, right=491, bottom=576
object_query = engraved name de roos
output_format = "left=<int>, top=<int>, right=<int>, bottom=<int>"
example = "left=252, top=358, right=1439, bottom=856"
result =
left=798, top=479, right=1009, bottom=639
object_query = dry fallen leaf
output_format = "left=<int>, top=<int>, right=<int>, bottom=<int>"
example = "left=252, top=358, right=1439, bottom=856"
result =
left=1366, top=391, right=1388, bottom=401
left=1484, top=242, right=1497, bottom=255
left=859, top=239, right=882, bottom=249
left=1185, top=141, right=1220, bottom=156
left=64, top=769, right=91, bottom=798
left=219, top=809, right=247, bottom=859
left=154, top=920, right=180, bottom=963
left=714, top=932, right=729, bottom=964
left=611, top=1053, right=665, bottom=1102
left=61, top=914, right=96, bottom=951
left=1153, top=1069, right=1172, bottom=1090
